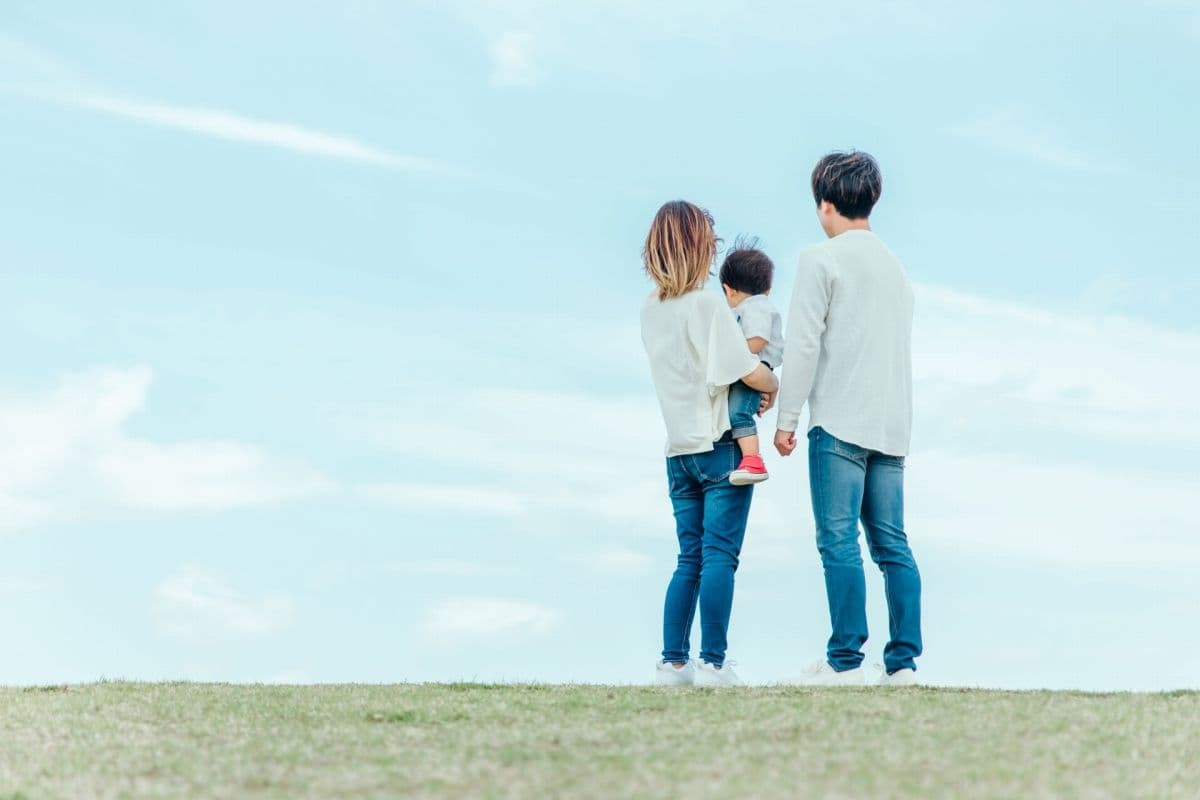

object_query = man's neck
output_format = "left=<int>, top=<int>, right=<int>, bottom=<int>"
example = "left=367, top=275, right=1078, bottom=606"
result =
left=827, top=217, right=872, bottom=238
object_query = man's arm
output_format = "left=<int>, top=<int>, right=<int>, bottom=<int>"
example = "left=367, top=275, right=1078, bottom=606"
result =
left=774, top=251, right=832, bottom=456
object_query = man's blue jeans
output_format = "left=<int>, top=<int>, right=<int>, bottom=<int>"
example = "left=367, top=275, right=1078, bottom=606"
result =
left=662, top=434, right=753, bottom=667
left=808, top=427, right=923, bottom=674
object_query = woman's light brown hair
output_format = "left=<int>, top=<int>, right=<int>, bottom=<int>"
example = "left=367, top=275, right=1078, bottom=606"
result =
left=643, top=200, right=718, bottom=300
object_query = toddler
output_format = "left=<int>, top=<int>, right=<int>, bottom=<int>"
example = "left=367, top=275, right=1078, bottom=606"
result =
left=720, top=239, right=784, bottom=485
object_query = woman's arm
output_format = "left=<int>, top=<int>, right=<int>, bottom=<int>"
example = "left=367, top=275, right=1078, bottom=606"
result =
left=740, top=362, right=778, bottom=393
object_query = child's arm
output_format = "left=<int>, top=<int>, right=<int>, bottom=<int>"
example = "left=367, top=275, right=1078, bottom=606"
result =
left=739, top=301, right=772, bottom=356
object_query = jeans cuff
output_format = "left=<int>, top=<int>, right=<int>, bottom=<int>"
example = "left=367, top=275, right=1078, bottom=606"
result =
left=730, top=425, right=757, bottom=439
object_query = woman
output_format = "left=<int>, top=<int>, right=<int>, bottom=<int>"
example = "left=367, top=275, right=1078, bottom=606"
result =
left=640, top=200, right=778, bottom=687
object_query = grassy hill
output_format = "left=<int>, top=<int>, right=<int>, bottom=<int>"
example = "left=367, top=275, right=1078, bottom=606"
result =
left=1, top=682, right=1196, bottom=798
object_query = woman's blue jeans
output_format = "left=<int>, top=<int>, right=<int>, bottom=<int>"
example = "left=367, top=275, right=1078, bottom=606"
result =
left=662, top=434, right=753, bottom=667
left=808, top=426, right=923, bottom=674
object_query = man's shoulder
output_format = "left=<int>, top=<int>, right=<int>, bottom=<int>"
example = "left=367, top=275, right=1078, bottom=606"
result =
left=799, top=239, right=834, bottom=259
left=796, top=240, right=838, bottom=274
left=829, top=230, right=899, bottom=258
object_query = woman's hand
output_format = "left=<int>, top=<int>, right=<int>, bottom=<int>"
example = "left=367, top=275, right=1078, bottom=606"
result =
left=757, top=391, right=776, bottom=416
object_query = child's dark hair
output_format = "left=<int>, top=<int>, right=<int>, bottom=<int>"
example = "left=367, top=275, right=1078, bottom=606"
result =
left=811, top=150, right=882, bottom=219
left=719, top=236, right=774, bottom=296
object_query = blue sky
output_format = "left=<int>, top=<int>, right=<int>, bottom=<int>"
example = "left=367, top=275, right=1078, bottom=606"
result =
left=1, top=1, right=1198, bottom=690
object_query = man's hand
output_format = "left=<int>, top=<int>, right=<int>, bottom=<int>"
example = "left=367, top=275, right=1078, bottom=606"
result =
left=774, top=428, right=797, bottom=457
left=757, top=391, right=777, bottom=416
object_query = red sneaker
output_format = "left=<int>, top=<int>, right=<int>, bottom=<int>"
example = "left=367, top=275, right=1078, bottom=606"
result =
left=730, top=454, right=769, bottom=485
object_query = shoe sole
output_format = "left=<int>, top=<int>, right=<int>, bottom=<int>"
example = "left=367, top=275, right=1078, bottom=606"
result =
left=782, top=679, right=865, bottom=687
left=655, top=668, right=694, bottom=687
left=877, top=678, right=920, bottom=687
left=781, top=670, right=866, bottom=687
left=729, top=471, right=769, bottom=486
left=694, top=678, right=741, bottom=688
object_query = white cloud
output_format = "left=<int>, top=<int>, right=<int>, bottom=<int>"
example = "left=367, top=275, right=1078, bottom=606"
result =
left=358, top=483, right=526, bottom=515
left=364, top=284, right=1200, bottom=571
left=489, top=31, right=539, bottom=87
left=913, top=285, right=1200, bottom=448
left=454, top=1, right=965, bottom=86
left=910, top=448, right=1198, bottom=566
left=99, top=439, right=330, bottom=512
left=388, top=561, right=492, bottom=578
left=263, top=669, right=314, bottom=684
left=0, top=366, right=331, bottom=530
left=68, top=94, right=450, bottom=172
left=390, top=559, right=492, bottom=577
left=1143, top=0, right=1200, bottom=39
left=420, top=597, right=562, bottom=644
left=153, top=566, right=295, bottom=643
left=0, top=33, right=76, bottom=90
left=0, top=575, right=60, bottom=594
left=590, top=549, right=655, bottom=576
left=948, top=106, right=1126, bottom=173
left=0, top=36, right=449, bottom=172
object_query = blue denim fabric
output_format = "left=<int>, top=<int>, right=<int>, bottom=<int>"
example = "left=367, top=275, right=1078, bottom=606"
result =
left=727, top=380, right=761, bottom=440
left=808, top=427, right=923, bottom=674
left=662, top=434, right=754, bottom=667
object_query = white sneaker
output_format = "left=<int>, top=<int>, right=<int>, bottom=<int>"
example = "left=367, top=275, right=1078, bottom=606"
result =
left=655, top=659, right=695, bottom=686
left=694, top=660, right=743, bottom=688
left=785, top=659, right=866, bottom=686
left=877, top=667, right=920, bottom=687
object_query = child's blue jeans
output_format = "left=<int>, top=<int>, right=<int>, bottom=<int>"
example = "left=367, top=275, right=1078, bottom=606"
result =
left=728, top=375, right=765, bottom=440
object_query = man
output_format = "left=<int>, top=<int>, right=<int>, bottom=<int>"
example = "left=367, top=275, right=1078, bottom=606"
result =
left=775, top=151, right=923, bottom=687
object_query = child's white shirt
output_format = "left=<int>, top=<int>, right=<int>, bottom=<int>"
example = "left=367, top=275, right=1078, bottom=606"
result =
left=733, top=294, right=784, bottom=369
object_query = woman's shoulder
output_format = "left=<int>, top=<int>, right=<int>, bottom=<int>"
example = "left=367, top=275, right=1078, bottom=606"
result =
left=644, top=287, right=720, bottom=313
left=684, top=288, right=723, bottom=312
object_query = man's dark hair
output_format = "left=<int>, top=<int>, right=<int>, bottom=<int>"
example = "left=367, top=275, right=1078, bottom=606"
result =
left=811, top=150, right=882, bottom=219
left=719, top=236, right=774, bottom=295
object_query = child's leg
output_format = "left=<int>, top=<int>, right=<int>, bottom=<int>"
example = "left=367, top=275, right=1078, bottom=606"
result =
left=727, top=381, right=761, bottom=457
left=729, top=381, right=769, bottom=485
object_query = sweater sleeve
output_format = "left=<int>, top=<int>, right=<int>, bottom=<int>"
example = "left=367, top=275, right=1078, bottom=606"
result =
left=776, top=249, right=833, bottom=432
left=694, top=294, right=760, bottom=396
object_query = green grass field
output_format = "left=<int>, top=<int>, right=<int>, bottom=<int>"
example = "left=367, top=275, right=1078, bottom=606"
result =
left=1, top=683, right=1197, bottom=799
